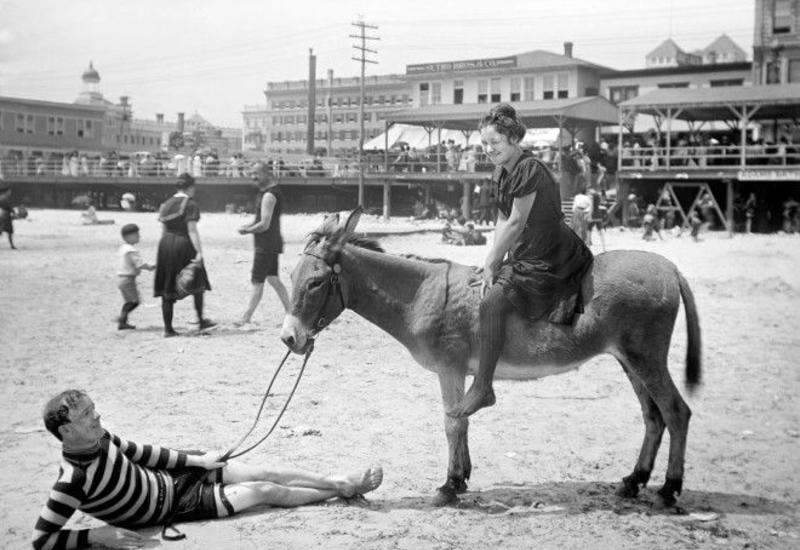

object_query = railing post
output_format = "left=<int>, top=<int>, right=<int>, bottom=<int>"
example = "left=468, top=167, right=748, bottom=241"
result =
left=382, top=179, right=391, bottom=220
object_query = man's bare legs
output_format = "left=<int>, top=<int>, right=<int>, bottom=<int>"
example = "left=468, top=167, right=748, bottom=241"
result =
left=236, top=276, right=290, bottom=326
left=219, top=462, right=383, bottom=512
left=266, top=275, right=290, bottom=313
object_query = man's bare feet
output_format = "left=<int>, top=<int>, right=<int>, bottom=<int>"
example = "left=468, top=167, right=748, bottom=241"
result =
left=334, top=466, right=384, bottom=498
left=447, top=384, right=496, bottom=418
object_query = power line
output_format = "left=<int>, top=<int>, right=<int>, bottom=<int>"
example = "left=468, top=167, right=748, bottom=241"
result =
left=350, top=18, right=379, bottom=208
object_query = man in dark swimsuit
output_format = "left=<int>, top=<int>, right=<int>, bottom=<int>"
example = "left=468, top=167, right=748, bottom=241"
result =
left=236, top=162, right=290, bottom=326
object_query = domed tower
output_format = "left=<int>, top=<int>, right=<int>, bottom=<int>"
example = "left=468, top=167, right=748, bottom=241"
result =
left=75, top=61, right=105, bottom=105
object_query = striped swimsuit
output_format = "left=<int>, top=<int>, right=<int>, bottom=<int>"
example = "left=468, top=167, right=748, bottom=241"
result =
left=32, top=432, right=192, bottom=550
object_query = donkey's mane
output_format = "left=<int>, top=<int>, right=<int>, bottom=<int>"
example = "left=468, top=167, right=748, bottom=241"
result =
left=308, top=228, right=453, bottom=265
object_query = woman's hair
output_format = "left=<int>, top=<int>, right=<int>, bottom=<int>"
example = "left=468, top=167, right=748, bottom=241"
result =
left=176, top=172, right=195, bottom=190
left=479, top=103, right=527, bottom=143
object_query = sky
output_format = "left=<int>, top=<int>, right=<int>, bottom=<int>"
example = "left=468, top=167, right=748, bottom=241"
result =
left=0, top=0, right=755, bottom=128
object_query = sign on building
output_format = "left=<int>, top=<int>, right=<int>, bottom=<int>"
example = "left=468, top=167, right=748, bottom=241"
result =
left=406, top=56, right=517, bottom=75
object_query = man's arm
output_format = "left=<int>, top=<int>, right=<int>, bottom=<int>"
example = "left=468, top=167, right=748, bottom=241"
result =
left=32, top=466, right=90, bottom=550
left=111, top=433, right=223, bottom=471
left=240, top=193, right=276, bottom=234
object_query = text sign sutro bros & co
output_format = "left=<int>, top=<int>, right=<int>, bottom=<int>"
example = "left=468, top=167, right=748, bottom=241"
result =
left=406, top=56, right=517, bottom=75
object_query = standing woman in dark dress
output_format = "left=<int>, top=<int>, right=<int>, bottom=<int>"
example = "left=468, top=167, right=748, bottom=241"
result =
left=449, top=104, right=594, bottom=418
left=154, top=173, right=215, bottom=337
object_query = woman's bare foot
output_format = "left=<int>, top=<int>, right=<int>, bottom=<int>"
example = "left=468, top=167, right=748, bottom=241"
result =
left=447, top=384, right=496, bottom=418
left=334, top=466, right=383, bottom=498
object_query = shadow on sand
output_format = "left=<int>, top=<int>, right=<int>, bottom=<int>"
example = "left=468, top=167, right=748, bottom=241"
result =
left=373, top=480, right=794, bottom=518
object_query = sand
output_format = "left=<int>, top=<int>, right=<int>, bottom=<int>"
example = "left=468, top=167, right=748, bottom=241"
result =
left=1, top=209, right=799, bottom=550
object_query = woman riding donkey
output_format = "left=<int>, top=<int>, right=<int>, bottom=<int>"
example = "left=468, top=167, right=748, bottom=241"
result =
left=449, top=104, right=593, bottom=418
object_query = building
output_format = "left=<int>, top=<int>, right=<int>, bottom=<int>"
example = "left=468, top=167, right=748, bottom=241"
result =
left=753, top=0, right=800, bottom=84
left=405, top=43, right=609, bottom=108
left=0, top=62, right=242, bottom=170
left=243, top=73, right=411, bottom=156
left=645, top=35, right=747, bottom=69
left=600, top=61, right=752, bottom=106
left=646, top=38, right=703, bottom=68
left=0, top=96, right=107, bottom=161
left=246, top=42, right=611, bottom=156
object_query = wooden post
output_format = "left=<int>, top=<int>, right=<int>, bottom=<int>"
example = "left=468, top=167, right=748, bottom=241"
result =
left=725, top=179, right=734, bottom=237
left=384, top=120, right=390, bottom=173
left=383, top=179, right=391, bottom=220
left=436, top=125, right=442, bottom=173
left=461, top=180, right=472, bottom=220
left=665, top=107, right=672, bottom=169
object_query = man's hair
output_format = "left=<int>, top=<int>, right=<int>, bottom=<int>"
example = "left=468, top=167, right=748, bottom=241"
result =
left=251, top=162, right=272, bottom=185
left=43, top=389, right=87, bottom=440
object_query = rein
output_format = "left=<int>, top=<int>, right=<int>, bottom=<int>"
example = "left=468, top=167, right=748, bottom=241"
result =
left=221, top=345, right=314, bottom=461
left=162, top=345, right=314, bottom=542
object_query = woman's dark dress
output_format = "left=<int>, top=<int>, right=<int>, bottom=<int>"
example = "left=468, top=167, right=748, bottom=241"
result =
left=494, top=152, right=593, bottom=325
left=154, top=195, right=211, bottom=300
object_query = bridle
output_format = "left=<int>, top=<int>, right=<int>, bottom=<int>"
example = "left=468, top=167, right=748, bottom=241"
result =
left=302, top=249, right=348, bottom=332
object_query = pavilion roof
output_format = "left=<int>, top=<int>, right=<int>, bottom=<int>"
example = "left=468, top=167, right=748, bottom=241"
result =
left=385, top=96, right=619, bottom=131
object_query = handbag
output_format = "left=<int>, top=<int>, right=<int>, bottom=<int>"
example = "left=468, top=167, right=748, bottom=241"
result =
left=175, top=259, right=204, bottom=300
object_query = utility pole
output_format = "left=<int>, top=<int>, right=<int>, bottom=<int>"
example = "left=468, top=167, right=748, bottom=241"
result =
left=350, top=18, right=378, bottom=207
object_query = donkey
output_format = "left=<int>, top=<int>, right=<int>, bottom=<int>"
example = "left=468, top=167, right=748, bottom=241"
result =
left=281, top=208, right=701, bottom=509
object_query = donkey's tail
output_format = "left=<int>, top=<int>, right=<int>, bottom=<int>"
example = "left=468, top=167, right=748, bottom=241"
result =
left=677, top=270, right=702, bottom=391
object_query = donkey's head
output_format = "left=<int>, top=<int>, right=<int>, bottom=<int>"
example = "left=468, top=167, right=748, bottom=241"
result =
left=281, top=207, right=365, bottom=354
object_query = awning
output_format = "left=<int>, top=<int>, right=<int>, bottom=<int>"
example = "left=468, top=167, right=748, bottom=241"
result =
left=619, top=84, right=800, bottom=121
left=385, top=96, right=620, bottom=131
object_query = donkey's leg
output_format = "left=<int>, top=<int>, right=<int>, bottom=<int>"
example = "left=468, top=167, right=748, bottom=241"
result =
left=624, top=350, right=692, bottom=509
left=615, top=361, right=666, bottom=499
left=434, top=366, right=471, bottom=506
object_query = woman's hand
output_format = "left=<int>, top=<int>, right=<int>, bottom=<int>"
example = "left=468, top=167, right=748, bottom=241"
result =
left=481, top=261, right=499, bottom=297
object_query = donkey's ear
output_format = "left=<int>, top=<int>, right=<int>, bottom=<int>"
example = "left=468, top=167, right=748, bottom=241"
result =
left=342, top=206, right=363, bottom=236
left=314, top=212, right=340, bottom=236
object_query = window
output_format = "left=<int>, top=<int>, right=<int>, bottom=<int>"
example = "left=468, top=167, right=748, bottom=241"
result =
left=543, top=74, right=555, bottom=99
left=774, top=0, right=793, bottom=34
left=431, top=82, right=442, bottom=105
left=285, top=115, right=295, bottom=124
left=297, top=114, right=307, bottom=124
left=490, top=78, right=501, bottom=102
left=710, top=79, right=744, bottom=87
left=453, top=80, right=464, bottom=104
left=16, top=113, right=35, bottom=134
left=419, top=83, right=430, bottom=106
left=608, top=85, right=638, bottom=104
left=523, top=76, right=535, bottom=101
left=510, top=77, right=521, bottom=102
left=378, top=95, right=386, bottom=105
left=477, top=79, right=488, bottom=103
left=657, top=82, right=689, bottom=88
left=77, top=119, right=94, bottom=138
left=557, top=73, right=569, bottom=98
left=789, top=59, right=800, bottom=83
left=346, top=112, right=358, bottom=123
left=402, top=93, right=410, bottom=104
left=273, top=116, right=281, bottom=125
left=334, top=113, right=344, bottom=123
left=390, top=94, right=397, bottom=105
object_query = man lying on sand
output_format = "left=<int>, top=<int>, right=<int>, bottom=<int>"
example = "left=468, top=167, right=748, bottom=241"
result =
left=32, top=390, right=383, bottom=549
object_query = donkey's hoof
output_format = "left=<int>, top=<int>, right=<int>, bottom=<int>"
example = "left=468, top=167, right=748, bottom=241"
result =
left=653, top=492, right=677, bottom=510
left=615, top=480, right=639, bottom=499
left=432, top=486, right=459, bottom=507
left=453, top=479, right=468, bottom=494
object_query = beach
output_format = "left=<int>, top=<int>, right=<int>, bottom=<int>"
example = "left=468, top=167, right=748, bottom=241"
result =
left=1, top=209, right=799, bottom=549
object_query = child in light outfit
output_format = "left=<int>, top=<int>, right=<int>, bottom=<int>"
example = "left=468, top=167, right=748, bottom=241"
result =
left=116, top=223, right=155, bottom=330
